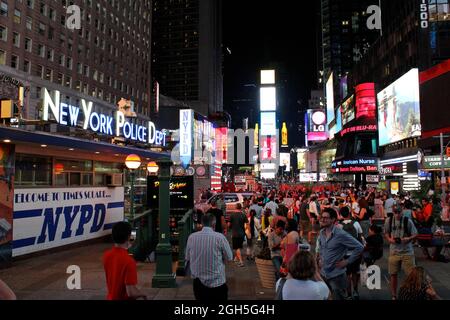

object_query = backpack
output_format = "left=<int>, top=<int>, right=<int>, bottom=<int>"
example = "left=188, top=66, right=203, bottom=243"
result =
left=388, top=216, right=411, bottom=238
left=340, top=220, right=361, bottom=242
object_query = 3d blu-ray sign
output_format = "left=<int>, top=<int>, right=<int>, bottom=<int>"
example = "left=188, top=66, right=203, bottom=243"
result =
left=41, top=88, right=166, bottom=146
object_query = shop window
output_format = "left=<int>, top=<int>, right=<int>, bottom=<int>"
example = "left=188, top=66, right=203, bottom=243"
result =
left=15, top=155, right=52, bottom=186
left=55, top=159, right=93, bottom=172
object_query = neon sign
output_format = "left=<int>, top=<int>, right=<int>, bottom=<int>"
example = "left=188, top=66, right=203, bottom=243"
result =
left=340, top=124, right=377, bottom=137
left=42, top=88, right=166, bottom=146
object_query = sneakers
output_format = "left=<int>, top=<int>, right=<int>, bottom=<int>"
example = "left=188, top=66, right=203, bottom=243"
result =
left=237, top=262, right=245, bottom=267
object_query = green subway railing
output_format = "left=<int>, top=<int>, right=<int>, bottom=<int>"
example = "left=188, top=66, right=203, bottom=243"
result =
left=176, top=209, right=195, bottom=276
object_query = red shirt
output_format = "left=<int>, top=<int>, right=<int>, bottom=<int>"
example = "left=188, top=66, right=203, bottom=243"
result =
left=422, top=203, right=433, bottom=221
left=103, top=247, right=138, bottom=300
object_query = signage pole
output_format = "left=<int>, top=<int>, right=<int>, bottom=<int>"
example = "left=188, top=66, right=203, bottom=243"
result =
left=441, top=133, right=446, bottom=207
left=152, top=158, right=176, bottom=288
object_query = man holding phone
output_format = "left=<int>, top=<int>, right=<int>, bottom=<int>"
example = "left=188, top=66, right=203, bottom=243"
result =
left=384, top=204, right=418, bottom=300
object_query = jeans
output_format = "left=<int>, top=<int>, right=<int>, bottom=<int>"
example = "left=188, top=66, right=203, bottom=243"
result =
left=272, top=256, right=283, bottom=281
left=324, top=273, right=348, bottom=300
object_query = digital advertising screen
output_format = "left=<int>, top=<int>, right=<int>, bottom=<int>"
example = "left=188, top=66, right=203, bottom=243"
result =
left=341, top=95, right=355, bottom=126
left=326, top=73, right=335, bottom=126
left=297, top=149, right=307, bottom=171
left=260, top=87, right=276, bottom=111
left=147, top=176, right=194, bottom=209
left=378, top=68, right=421, bottom=146
left=307, top=109, right=327, bottom=142
left=335, top=106, right=342, bottom=133
left=260, top=112, right=277, bottom=136
left=279, top=153, right=291, bottom=171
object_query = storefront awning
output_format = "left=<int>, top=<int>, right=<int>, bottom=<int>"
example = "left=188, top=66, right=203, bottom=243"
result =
left=0, top=126, right=170, bottom=160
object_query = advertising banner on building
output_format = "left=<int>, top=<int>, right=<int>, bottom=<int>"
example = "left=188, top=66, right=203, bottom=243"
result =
left=378, top=69, right=422, bottom=146
left=326, top=73, right=335, bottom=128
left=279, top=153, right=291, bottom=172
left=341, top=95, right=355, bottom=126
left=13, top=187, right=124, bottom=257
left=307, top=110, right=327, bottom=142
left=0, top=144, right=15, bottom=267
left=297, top=149, right=307, bottom=171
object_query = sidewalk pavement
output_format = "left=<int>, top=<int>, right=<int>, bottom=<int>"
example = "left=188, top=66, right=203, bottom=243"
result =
left=0, top=240, right=449, bottom=300
left=0, top=241, right=274, bottom=300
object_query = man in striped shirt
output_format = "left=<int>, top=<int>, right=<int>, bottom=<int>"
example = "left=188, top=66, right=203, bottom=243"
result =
left=185, top=214, right=233, bottom=302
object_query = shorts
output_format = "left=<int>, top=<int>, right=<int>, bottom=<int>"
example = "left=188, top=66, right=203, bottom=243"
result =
left=388, top=254, right=415, bottom=275
left=346, top=257, right=362, bottom=275
left=232, top=237, right=244, bottom=250
left=300, top=220, right=311, bottom=233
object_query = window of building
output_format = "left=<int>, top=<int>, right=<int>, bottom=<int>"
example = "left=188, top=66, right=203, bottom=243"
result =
left=13, top=32, right=20, bottom=47
left=0, top=50, right=5, bottom=65
left=48, top=27, right=54, bottom=40
left=65, top=75, right=71, bottom=88
left=23, top=60, right=30, bottom=73
left=45, top=68, right=52, bottom=81
left=84, top=65, right=89, bottom=76
left=26, top=0, right=34, bottom=9
left=24, top=37, right=32, bottom=51
left=57, top=73, right=63, bottom=85
left=49, top=7, right=55, bottom=20
left=26, top=16, right=32, bottom=30
left=38, top=22, right=46, bottom=36
left=10, top=55, right=18, bottom=69
left=0, top=1, right=7, bottom=16
left=47, top=48, right=54, bottom=61
left=66, top=57, right=72, bottom=69
left=0, top=25, right=7, bottom=41
left=75, top=80, right=81, bottom=91
left=13, top=9, right=20, bottom=23
left=15, top=155, right=52, bottom=186
left=38, top=44, right=45, bottom=57
left=40, top=2, right=46, bottom=16
left=36, top=65, right=44, bottom=78
left=59, top=54, right=65, bottom=66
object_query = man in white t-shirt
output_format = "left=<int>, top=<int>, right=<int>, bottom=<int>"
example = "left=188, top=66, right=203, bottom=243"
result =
left=308, top=196, right=319, bottom=219
left=384, top=194, right=396, bottom=218
left=264, top=196, right=279, bottom=217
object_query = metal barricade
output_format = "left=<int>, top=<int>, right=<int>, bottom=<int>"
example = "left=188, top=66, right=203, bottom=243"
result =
left=176, top=209, right=195, bottom=276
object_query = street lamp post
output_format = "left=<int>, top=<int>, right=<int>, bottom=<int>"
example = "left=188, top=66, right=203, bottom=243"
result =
left=125, top=154, right=141, bottom=220
left=152, top=158, right=176, bottom=288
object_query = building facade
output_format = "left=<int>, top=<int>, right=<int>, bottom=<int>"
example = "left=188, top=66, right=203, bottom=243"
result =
left=152, top=0, right=223, bottom=117
left=0, top=0, right=171, bottom=267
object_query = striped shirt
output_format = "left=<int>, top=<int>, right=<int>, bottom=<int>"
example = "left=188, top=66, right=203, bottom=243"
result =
left=185, top=227, right=233, bottom=288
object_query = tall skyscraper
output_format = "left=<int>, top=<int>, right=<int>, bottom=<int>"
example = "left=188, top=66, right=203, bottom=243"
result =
left=152, top=0, right=223, bottom=117
left=320, top=0, right=380, bottom=102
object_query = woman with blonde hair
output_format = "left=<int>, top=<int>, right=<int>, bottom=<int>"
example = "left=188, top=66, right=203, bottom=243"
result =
left=398, top=266, right=441, bottom=300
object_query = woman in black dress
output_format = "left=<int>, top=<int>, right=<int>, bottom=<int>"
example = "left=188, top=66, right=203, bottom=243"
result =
left=398, top=266, right=441, bottom=300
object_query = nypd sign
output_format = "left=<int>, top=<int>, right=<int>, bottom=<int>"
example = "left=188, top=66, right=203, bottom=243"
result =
left=42, top=88, right=166, bottom=146
left=13, top=187, right=124, bottom=257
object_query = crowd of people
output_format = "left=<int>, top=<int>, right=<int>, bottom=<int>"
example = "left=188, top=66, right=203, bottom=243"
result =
left=187, top=184, right=448, bottom=301
left=1, top=184, right=447, bottom=301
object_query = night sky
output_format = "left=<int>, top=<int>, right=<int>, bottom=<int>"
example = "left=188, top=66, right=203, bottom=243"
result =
left=223, top=0, right=320, bottom=147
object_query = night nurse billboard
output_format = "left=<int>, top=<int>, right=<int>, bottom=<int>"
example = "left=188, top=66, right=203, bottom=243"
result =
left=377, top=68, right=421, bottom=146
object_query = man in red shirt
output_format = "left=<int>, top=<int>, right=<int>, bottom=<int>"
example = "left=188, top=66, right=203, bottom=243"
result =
left=103, top=221, right=147, bottom=300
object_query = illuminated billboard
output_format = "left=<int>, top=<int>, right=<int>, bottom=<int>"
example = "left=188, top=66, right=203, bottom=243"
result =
left=260, top=87, right=276, bottom=111
left=297, top=149, right=307, bottom=171
left=260, top=112, right=277, bottom=136
left=355, top=83, right=376, bottom=119
left=378, top=68, right=421, bottom=146
left=307, top=110, right=327, bottom=142
left=260, top=136, right=277, bottom=161
left=341, top=95, right=355, bottom=126
left=326, top=73, right=335, bottom=127
left=335, top=106, right=342, bottom=133
left=279, top=153, right=291, bottom=171
left=261, top=70, right=275, bottom=84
